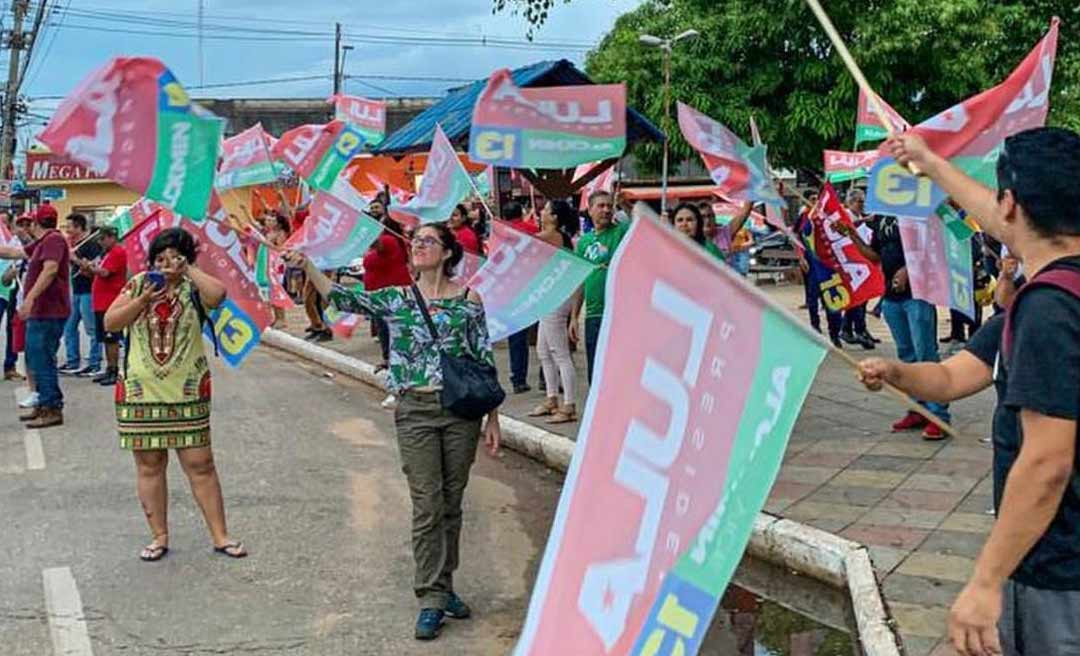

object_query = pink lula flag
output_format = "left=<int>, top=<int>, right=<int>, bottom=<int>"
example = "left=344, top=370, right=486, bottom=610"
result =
left=453, top=251, right=486, bottom=285
left=677, top=101, right=783, bottom=208
left=867, top=20, right=1058, bottom=218
left=38, top=57, right=223, bottom=220
left=216, top=123, right=284, bottom=190
left=824, top=149, right=881, bottom=182
left=898, top=213, right=977, bottom=319
left=283, top=190, right=384, bottom=270
left=395, top=124, right=475, bottom=225
left=854, top=88, right=911, bottom=146
left=574, top=163, right=616, bottom=212
left=514, top=216, right=826, bottom=656
left=183, top=217, right=275, bottom=368
left=328, top=94, right=387, bottom=146
left=467, top=221, right=595, bottom=341
left=271, top=120, right=367, bottom=196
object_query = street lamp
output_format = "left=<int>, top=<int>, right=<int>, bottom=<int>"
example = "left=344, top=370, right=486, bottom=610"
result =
left=639, top=29, right=699, bottom=216
left=341, top=45, right=355, bottom=93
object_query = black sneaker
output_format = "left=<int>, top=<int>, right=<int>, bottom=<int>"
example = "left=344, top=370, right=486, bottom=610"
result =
left=445, top=592, right=471, bottom=620
left=512, top=383, right=532, bottom=394
left=313, top=330, right=333, bottom=343
left=830, top=337, right=844, bottom=350
left=97, top=371, right=118, bottom=386
left=76, top=366, right=101, bottom=378
left=58, top=363, right=80, bottom=375
left=840, top=331, right=858, bottom=344
left=414, top=608, right=444, bottom=641
left=858, top=335, right=876, bottom=350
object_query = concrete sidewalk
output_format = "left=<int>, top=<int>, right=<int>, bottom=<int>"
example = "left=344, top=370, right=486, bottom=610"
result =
left=282, top=284, right=995, bottom=656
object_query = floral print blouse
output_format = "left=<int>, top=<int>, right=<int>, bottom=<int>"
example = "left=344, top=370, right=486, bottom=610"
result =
left=328, top=283, right=496, bottom=393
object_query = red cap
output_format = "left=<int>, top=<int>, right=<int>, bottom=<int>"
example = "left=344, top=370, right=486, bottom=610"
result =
left=33, top=203, right=58, bottom=224
left=14, top=212, right=32, bottom=224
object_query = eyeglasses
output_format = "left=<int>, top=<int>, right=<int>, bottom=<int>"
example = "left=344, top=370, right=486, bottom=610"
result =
left=411, top=236, right=441, bottom=249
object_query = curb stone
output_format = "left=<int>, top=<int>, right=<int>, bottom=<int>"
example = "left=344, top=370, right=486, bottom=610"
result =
left=261, top=328, right=901, bottom=655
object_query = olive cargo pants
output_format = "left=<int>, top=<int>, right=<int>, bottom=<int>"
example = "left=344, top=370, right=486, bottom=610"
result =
left=394, top=391, right=481, bottom=609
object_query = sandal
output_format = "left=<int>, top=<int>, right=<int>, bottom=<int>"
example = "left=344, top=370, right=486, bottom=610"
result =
left=527, top=400, right=557, bottom=417
left=546, top=406, right=577, bottom=424
left=139, top=543, right=169, bottom=562
left=213, top=541, right=248, bottom=559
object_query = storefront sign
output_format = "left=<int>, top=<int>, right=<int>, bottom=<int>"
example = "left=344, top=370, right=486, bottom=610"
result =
left=26, top=151, right=108, bottom=183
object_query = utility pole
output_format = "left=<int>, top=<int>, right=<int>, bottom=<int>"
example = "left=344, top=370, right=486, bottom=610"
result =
left=333, top=22, right=342, bottom=95
left=0, top=0, right=28, bottom=180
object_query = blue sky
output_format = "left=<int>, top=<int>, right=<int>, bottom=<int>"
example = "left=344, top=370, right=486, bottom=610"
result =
left=18, top=0, right=643, bottom=147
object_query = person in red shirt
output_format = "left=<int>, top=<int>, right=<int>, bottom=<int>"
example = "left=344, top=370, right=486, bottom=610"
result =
left=363, top=196, right=412, bottom=370
left=448, top=203, right=481, bottom=255
left=502, top=199, right=538, bottom=236
left=85, top=226, right=127, bottom=385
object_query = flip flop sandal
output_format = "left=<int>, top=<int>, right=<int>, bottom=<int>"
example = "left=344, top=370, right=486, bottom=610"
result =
left=528, top=403, right=557, bottom=417
left=214, top=541, right=248, bottom=559
left=139, top=544, right=169, bottom=562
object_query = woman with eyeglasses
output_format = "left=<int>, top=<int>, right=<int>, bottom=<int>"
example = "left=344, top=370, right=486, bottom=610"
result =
left=287, top=223, right=502, bottom=642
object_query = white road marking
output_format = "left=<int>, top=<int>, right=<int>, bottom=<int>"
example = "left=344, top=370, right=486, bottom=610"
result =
left=24, top=429, right=44, bottom=470
left=42, top=567, right=94, bottom=656
left=12, top=387, right=45, bottom=470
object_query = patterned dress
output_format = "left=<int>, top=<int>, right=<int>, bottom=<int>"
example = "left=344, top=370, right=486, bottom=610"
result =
left=327, top=284, right=495, bottom=393
left=116, top=273, right=212, bottom=450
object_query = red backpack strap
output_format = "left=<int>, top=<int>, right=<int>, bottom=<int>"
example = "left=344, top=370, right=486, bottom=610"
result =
left=1003, top=268, right=1080, bottom=361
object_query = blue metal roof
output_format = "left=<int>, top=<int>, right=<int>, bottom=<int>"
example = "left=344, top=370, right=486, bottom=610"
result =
left=375, top=59, right=664, bottom=156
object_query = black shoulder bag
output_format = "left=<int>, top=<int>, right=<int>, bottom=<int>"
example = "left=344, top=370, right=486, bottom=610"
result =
left=411, top=284, right=505, bottom=420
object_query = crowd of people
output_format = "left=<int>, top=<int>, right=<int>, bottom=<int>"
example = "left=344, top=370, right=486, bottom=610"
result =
left=2, top=126, right=1079, bottom=653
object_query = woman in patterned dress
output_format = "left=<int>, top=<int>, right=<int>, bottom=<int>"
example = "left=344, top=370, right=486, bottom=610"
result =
left=104, top=228, right=246, bottom=562
left=287, top=222, right=503, bottom=642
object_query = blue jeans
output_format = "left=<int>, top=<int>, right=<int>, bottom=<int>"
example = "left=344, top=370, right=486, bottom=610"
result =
left=26, top=318, right=65, bottom=409
left=63, top=292, right=99, bottom=369
left=1, top=295, right=15, bottom=372
left=584, top=316, right=603, bottom=386
left=882, top=298, right=950, bottom=422
left=508, top=327, right=531, bottom=387
left=730, top=250, right=751, bottom=276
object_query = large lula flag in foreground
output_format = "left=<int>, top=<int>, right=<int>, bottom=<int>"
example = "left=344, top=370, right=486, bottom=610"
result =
left=39, top=57, right=223, bottom=220
left=216, top=123, right=284, bottom=190
left=677, top=102, right=782, bottom=207
left=809, top=183, right=886, bottom=312
left=899, top=213, right=976, bottom=319
left=395, top=124, right=475, bottom=225
left=854, top=88, right=911, bottom=147
left=184, top=218, right=274, bottom=368
left=515, top=216, right=826, bottom=656
left=469, top=68, right=626, bottom=169
left=271, top=120, right=368, bottom=195
left=467, top=221, right=594, bottom=342
left=283, top=191, right=383, bottom=269
left=867, top=19, right=1059, bottom=218
left=329, top=94, right=387, bottom=147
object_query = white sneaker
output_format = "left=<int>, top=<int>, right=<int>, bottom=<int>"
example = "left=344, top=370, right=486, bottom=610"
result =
left=380, top=394, right=398, bottom=410
left=18, top=392, right=39, bottom=408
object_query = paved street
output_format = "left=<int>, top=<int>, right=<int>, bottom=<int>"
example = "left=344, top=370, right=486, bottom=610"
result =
left=0, top=347, right=564, bottom=655
left=288, top=282, right=998, bottom=656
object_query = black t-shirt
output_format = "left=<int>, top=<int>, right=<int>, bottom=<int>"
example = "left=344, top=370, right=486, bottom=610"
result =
left=870, top=216, right=911, bottom=301
left=964, top=255, right=1080, bottom=590
left=71, top=240, right=102, bottom=295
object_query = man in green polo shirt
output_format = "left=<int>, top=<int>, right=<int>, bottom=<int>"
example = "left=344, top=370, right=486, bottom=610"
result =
left=571, top=190, right=629, bottom=384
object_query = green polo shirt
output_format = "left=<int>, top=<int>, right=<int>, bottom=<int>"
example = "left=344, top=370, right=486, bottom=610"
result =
left=575, top=220, right=630, bottom=319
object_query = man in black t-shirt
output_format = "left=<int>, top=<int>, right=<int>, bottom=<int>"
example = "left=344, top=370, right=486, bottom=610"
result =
left=60, top=213, right=102, bottom=376
left=857, top=127, right=1080, bottom=655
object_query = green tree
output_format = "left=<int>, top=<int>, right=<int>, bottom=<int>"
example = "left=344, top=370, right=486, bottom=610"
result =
left=512, top=0, right=1077, bottom=174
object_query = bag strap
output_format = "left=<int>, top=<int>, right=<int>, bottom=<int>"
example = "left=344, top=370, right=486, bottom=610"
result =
left=190, top=284, right=219, bottom=358
left=1003, top=267, right=1080, bottom=362
left=411, top=284, right=441, bottom=349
